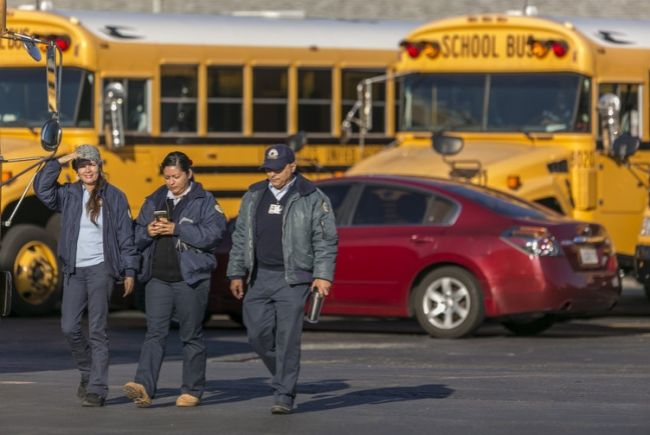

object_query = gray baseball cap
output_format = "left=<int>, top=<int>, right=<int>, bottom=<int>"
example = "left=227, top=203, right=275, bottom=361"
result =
left=74, top=144, right=101, bottom=166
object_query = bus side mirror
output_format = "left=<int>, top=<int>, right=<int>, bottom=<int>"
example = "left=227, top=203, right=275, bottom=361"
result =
left=611, top=133, right=640, bottom=162
left=287, top=132, right=307, bottom=152
left=597, top=93, right=621, bottom=154
left=103, top=82, right=126, bottom=150
left=358, top=81, right=372, bottom=133
left=41, top=114, right=62, bottom=151
left=0, top=271, right=12, bottom=317
left=432, top=133, right=464, bottom=156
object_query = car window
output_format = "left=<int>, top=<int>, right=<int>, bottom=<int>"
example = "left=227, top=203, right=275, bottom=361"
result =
left=428, top=196, right=458, bottom=224
left=352, top=186, right=429, bottom=225
left=318, top=184, right=352, bottom=216
left=442, top=183, right=551, bottom=219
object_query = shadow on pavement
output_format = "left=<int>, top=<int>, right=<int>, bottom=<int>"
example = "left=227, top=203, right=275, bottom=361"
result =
left=295, top=383, right=454, bottom=413
left=107, top=378, right=350, bottom=408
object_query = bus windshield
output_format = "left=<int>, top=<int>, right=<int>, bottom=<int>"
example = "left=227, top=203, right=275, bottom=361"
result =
left=401, top=73, right=591, bottom=133
left=0, top=67, right=94, bottom=128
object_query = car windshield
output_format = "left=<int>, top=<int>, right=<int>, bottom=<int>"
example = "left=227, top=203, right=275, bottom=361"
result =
left=441, top=182, right=556, bottom=220
left=0, top=67, right=94, bottom=128
left=400, top=73, right=590, bottom=133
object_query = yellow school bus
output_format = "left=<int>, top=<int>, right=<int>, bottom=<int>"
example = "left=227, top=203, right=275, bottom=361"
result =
left=347, top=12, right=650, bottom=276
left=0, top=8, right=415, bottom=314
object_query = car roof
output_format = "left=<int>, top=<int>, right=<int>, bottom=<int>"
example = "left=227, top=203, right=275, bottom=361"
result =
left=318, top=174, right=564, bottom=219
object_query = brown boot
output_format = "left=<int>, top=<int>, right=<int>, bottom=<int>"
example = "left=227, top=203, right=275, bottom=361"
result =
left=123, top=382, right=152, bottom=408
left=175, top=393, right=200, bottom=407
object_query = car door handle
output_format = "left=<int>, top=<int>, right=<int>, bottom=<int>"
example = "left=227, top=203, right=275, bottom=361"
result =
left=410, top=235, right=435, bottom=244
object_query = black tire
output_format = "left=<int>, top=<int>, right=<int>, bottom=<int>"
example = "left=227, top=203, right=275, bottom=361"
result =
left=413, top=266, right=484, bottom=338
left=644, top=283, right=650, bottom=301
left=501, top=315, right=555, bottom=336
left=0, top=224, right=61, bottom=315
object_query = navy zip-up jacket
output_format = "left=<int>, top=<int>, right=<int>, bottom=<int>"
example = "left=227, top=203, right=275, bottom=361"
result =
left=33, top=159, right=139, bottom=279
left=134, top=182, right=227, bottom=286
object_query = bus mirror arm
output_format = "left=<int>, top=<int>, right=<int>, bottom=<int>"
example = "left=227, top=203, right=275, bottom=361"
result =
left=340, top=72, right=412, bottom=149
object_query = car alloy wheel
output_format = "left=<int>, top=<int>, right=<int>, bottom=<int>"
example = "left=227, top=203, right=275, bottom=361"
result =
left=413, top=266, right=484, bottom=338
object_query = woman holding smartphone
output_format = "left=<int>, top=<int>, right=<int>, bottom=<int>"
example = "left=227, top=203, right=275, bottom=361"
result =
left=123, top=151, right=227, bottom=408
left=34, top=144, right=138, bottom=407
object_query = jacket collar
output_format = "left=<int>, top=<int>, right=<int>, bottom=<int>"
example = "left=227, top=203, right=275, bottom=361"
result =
left=148, top=181, right=206, bottom=205
left=249, top=173, right=316, bottom=197
left=74, top=179, right=107, bottom=197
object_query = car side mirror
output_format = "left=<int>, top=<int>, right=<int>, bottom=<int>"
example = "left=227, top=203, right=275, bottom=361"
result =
left=40, top=114, right=62, bottom=151
left=432, top=133, right=464, bottom=156
left=287, top=132, right=307, bottom=152
left=611, top=133, right=640, bottom=161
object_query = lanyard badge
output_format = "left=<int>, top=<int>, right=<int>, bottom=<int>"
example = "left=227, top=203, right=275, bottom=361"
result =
left=268, top=204, right=283, bottom=214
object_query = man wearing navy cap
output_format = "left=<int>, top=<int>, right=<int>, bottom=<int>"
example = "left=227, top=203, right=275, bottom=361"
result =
left=227, top=144, right=338, bottom=414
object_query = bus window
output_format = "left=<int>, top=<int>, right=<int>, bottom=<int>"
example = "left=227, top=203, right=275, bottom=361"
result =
left=207, top=66, right=243, bottom=133
left=342, top=69, right=385, bottom=134
left=401, top=73, right=589, bottom=134
left=598, top=83, right=640, bottom=137
left=253, top=67, right=287, bottom=133
left=0, top=68, right=93, bottom=128
left=403, top=74, right=484, bottom=132
left=298, top=68, right=332, bottom=133
left=103, top=78, right=149, bottom=133
left=488, top=74, right=587, bottom=133
left=160, top=65, right=198, bottom=133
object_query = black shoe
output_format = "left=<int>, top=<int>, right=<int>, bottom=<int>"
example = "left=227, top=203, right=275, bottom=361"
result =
left=82, top=393, right=105, bottom=407
left=77, top=380, right=88, bottom=400
left=270, top=403, right=293, bottom=415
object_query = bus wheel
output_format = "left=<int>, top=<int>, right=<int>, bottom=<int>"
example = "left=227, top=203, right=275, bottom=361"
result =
left=0, top=225, right=60, bottom=315
left=413, top=266, right=484, bottom=338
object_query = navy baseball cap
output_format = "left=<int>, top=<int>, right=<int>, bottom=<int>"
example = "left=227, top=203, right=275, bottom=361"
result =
left=260, top=144, right=295, bottom=171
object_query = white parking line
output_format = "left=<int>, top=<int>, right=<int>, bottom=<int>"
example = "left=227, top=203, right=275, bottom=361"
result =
left=301, top=342, right=419, bottom=350
left=0, top=381, right=35, bottom=385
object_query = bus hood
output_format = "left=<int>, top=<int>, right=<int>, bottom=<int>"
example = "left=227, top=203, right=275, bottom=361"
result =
left=347, top=140, right=568, bottom=179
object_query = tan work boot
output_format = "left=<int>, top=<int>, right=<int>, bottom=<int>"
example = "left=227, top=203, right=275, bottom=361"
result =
left=123, top=381, right=152, bottom=408
left=176, top=393, right=200, bottom=407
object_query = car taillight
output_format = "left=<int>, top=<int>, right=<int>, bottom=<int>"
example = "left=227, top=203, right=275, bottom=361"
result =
left=501, top=226, right=562, bottom=257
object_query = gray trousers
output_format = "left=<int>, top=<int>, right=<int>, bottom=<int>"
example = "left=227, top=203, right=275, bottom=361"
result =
left=243, top=268, right=310, bottom=407
left=135, top=278, right=209, bottom=399
left=61, top=262, right=114, bottom=398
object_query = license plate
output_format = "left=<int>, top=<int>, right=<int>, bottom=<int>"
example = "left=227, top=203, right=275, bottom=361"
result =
left=579, top=247, right=598, bottom=265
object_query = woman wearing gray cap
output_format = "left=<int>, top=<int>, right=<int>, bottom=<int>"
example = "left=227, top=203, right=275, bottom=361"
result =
left=34, top=144, right=139, bottom=407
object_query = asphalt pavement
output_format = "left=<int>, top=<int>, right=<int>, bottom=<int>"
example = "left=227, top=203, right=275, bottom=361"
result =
left=0, top=280, right=649, bottom=435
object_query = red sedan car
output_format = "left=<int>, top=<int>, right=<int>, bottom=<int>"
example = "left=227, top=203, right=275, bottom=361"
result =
left=210, top=175, right=621, bottom=338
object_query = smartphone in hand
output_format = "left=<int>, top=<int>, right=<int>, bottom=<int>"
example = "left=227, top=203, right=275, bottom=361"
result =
left=153, top=210, right=168, bottom=221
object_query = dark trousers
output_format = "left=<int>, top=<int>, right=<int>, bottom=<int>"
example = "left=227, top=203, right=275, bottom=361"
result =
left=61, top=262, right=114, bottom=398
left=135, top=278, right=209, bottom=398
left=243, top=268, right=310, bottom=407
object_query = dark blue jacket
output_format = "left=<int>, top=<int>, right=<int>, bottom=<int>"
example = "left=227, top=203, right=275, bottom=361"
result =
left=135, top=182, right=226, bottom=286
left=33, top=160, right=139, bottom=279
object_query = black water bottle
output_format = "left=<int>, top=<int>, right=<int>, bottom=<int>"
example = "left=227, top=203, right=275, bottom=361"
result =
left=305, top=289, right=324, bottom=324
